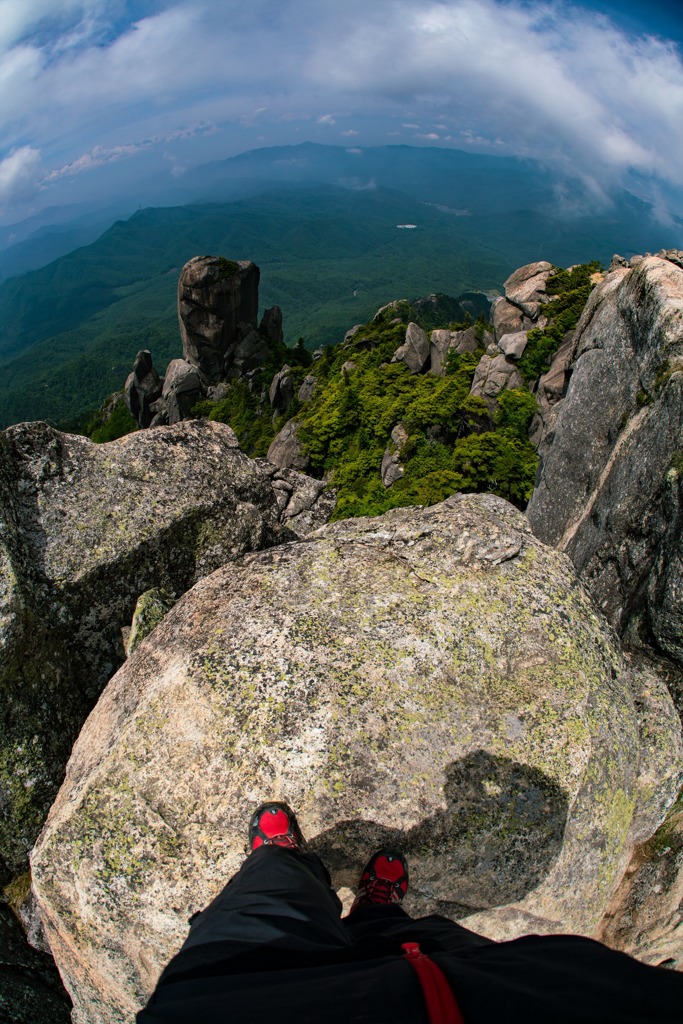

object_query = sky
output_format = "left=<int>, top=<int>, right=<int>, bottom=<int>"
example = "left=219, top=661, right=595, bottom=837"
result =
left=0, top=0, right=682, bottom=226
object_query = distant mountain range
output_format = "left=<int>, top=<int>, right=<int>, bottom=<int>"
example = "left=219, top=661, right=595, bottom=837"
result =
left=0, top=143, right=680, bottom=428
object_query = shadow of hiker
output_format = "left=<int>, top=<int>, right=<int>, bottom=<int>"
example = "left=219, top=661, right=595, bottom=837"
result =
left=308, top=750, right=568, bottom=919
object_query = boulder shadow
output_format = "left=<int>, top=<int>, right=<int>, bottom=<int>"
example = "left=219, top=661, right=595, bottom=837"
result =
left=308, top=750, right=569, bottom=918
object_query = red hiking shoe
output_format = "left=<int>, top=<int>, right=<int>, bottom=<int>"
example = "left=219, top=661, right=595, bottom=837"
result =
left=350, top=849, right=409, bottom=912
left=248, top=802, right=305, bottom=851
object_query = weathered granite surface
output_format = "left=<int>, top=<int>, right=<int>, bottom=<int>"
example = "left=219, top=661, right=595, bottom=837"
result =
left=527, top=257, right=683, bottom=665
left=0, top=419, right=283, bottom=874
left=31, top=494, right=682, bottom=1023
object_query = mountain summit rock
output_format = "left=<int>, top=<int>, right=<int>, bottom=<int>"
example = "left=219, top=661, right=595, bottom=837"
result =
left=31, top=494, right=681, bottom=1023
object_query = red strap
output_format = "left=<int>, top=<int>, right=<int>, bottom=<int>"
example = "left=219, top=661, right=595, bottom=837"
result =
left=402, top=942, right=465, bottom=1024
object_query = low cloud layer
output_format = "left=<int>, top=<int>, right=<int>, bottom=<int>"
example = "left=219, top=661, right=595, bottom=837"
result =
left=0, top=0, right=682, bottom=218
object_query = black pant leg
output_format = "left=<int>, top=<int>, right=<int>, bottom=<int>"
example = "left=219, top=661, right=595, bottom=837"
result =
left=172, top=846, right=349, bottom=962
left=344, top=905, right=494, bottom=955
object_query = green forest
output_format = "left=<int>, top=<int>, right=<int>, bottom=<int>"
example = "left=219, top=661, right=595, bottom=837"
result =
left=184, top=261, right=598, bottom=520
left=0, top=178, right=618, bottom=430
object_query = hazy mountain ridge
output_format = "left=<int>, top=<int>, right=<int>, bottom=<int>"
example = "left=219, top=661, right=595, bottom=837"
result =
left=1, top=162, right=680, bottom=430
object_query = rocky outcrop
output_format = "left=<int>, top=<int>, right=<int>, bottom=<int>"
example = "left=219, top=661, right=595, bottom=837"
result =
left=391, top=322, right=430, bottom=373
left=177, top=256, right=260, bottom=383
left=0, top=419, right=284, bottom=875
left=498, top=331, right=528, bottom=361
left=269, top=365, right=295, bottom=415
left=527, top=256, right=683, bottom=665
left=429, top=326, right=479, bottom=376
left=503, top=261, right=554, bottom=321
left=381, top=422, right=409, bottom=487
left=31, top=494, right=682, bottom=1022
left=161, top=358, right=205, bottom=424
left=125, top=588, right=176, bottom=658
left=490, top=261, right=553, bottom=342
left=124, top=351, right=163, bottom=428
left=298, top=374, right=317, bottom=403
left=267, top=419, right=310, bottom=472
left=470, top=353, right=523, bottom=412
left=528, top=333, right=575, bottom=447
left=257, top=462, right=336, bottom=537
left=228, top=328, right=271, bottom=379
left=258, top=305, right=283, bottom=345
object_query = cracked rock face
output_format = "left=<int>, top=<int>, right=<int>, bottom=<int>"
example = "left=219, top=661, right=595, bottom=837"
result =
left=31, top=494, right=682, bottom=1023
left=177, top=256, right=260, bottom=383
left=527, top=256, right=683, bottom=665
left=0, top=419, right=282, bottom=875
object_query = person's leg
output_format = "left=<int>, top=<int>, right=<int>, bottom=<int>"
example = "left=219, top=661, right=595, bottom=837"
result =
left=342, top=847, right=493, bottom=955
left=344, top=903, right=493, bottom=954
left=182, top=844, right=348, bottom=955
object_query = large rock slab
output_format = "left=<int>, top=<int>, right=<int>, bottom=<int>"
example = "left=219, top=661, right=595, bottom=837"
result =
left=123, top=351, right=162, bottom=429
left=0, top=419, right=282, bottom=875
left=31, top=494, right=682, bottom=1023
left=267, top=418, right=310, bottom=472
left=429, top=327, right=479, bottom=376
left=470, top=353, right=523, bottom=412
left=391, top=322, right=430, bottom=373
left=527, top=257, right=683, bottom=664
left=178, top=256, right=260, bottom=383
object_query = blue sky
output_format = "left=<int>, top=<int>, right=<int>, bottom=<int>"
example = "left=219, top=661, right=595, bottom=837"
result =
left=0, top=0, right=682, bottom=225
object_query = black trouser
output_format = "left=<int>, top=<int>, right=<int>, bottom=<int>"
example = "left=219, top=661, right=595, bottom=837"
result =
left=140, top=846, right=683, bottom=1024
left=178, top=845, right=491, bottom=963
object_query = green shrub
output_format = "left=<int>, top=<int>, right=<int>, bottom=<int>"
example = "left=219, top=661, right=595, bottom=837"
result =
left=88, top=400, right=137, bottom=443
left=495, top=389, right=538, bottom=440
left=518, top=261, right=601, bottom=382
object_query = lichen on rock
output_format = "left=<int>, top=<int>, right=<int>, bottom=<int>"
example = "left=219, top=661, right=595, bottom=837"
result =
left=30, top=493, right=682, bottom=1023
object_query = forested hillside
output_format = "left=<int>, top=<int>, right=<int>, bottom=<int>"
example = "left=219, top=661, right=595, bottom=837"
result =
left=0, top=168, right=668, bottom=428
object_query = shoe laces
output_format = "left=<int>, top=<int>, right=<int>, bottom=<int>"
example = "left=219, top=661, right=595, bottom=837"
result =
left=357, top=875, right=402, bottom=906
left=263, top=834, right=299, bottom=849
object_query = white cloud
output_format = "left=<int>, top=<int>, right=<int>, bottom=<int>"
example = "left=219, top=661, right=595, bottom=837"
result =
left=341, top=129, right=358, bottom=136
left=1, top=0, right=682, bottom=217
left=0, top=146, right=41, bottom=204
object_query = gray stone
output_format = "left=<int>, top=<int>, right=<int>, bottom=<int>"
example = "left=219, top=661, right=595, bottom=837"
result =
left=31, top=494, right=683, bottom=1021
left=340, top=361, right=357, bottom=375
left=269, top=366, right=294, bottom=415
left=125, top=588, right=176, bottom=658
left=229, top=328, right=271, bottom=379
left=470, top=354, right=524, bottom=412
left=527, top=257, right=683, bottom=665
left=297, top=375, right=317, bottom=404
left=504, top=261, right=554, bottom=318
left=429, top=327, right=479, bottom=376
left=498, top=331, right=529, bottom=361
left=0, top=419, right=282, bottom=874
left=258, top=305, right=283, bottom=345
left=124, top=350, right=162, bottom=428
left=491, top=297, right=525, bottom=341
left=178, top=256, right=260, bottom=383
left=609, top=254, right=630, bottom=272
left=260, top=465, right=336, bottom=536
left=267, top=419, right=310, bottom=472
left=162, top=358, right=205, bottom=424
left=206, top=382, right=230, bottom=403
left=343, top=325, right=363, bottom=345
left=391, top=322, right=430, bottom=373
left=372, top=299, right=410, bottom=323
left=381, top=424, right=410, bottom=488
left=528, top=334, right=575, bottom=448
left=148, top=397, right=169, bottom=428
